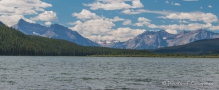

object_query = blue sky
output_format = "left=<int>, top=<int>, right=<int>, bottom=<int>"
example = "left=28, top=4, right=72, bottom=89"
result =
left=0, top=0, right=219, bottom=42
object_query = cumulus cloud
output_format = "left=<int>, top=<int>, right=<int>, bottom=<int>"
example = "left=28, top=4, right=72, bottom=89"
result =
left=165, top=29, right=177, bottom=34
left=171, top=2, right=181, bottom=6
left=84, top=0, right=144, bottom=10
left=0, top=0, right=53, bottom=26
left=122, top=9, right=144, bottom=15
left=149, top=22, right=217, bottom=31
left=71, top=18, right=145, bottom=42
left=0, top=0, right=51, bottom=15
left=210, top=26, right=219, bottom=30
left=133, top=16, right=219, bottom=34
left=145, top=22, right=215, bottom=33
left=157, top=23, right=213, bottom=31
left=109, top=27, right=145, bottom=41
left=134, top=17, right=152, bottom=26
left=31, top=11, right=58, bottom=22
left=68, top=20, right=83, bottom=25
left=45, top=22, right=52, bottom=26
left=0, top=15, right=35, bottom=26
left=110, top=16, right=125, bottom=22
left=159, top=12, right=218, bottom=23
left=178, top=20, right=189, bottom=24
left=122, top=9, right=173, bottom=15
left=72, top=9, right=101, bottom=20
left=73, top=9, right=125, bottom=22
left=71, top=9, right=145, bottom=42
left=208, top=5, right=212, bottom=8
left=123, top=19, right=132, bottom=25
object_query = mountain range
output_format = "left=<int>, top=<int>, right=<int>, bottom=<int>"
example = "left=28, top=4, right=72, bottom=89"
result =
left=154, top=38, right=219, bottom=55
left=6, top=19, right=219, bottom=50
left=13, top=19, right=100, bottom=46
left=111, top=29, right=219, bottom=49
left=0, top=23, right=151, bottom=56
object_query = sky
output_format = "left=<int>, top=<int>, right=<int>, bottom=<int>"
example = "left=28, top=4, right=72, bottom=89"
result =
left=0, top=0, right=219, bottom=42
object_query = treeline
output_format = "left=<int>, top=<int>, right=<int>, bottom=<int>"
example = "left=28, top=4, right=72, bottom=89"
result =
left=154, top=38, right=219, bottom=55
left=0, top=25, right=152, bottom=56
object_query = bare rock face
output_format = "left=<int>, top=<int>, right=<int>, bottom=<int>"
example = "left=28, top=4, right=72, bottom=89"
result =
left=13, top=19, right=100, bottom=46
left=111, top=29, right=219, bottom=49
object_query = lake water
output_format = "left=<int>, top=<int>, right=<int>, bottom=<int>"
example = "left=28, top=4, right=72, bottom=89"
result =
left=0, top=56, right=218, bottom=90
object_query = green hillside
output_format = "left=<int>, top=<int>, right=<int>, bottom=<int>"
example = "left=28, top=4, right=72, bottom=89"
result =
left=0, top=24, right=151, bottom=56
left=154, top=39, right=219, bottom=55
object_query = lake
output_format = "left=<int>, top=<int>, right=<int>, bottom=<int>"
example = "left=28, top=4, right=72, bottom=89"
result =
left=0, top=56, right=218, bottom=90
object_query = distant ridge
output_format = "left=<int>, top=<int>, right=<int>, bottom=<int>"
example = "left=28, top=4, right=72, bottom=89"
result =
left=13, top=19, right=100, bottom=46
left=154, top=38, right=219, bottom=54
left=0, top=24, right=151, bottom=56
left=111, top=29, right=219, bottom=49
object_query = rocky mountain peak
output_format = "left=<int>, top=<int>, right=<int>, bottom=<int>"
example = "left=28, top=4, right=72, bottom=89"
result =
left=18, top=19, right=26, bottom=23
left=13, top=19, right=100, bottom=46
left=111, top=29, right=219, bottom=49
left=50, top=24, right=64, bottom=28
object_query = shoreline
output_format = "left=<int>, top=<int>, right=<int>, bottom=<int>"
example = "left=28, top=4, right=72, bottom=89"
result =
left=1, top=54, right=218, bottom=58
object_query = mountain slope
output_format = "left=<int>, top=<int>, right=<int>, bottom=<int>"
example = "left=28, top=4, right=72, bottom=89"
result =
left=0, top=21, right=4, bottom=25
left=13, top=19, right=100, bottom=46
left=111, top=29, right=219, bottom=49
left=154, top=38, right=219, bottom=54
left=167, top=29, right=219, bottom=46
left=111, top=30, right=175, bottom=49
left=0, top=24, right=151, bottom=56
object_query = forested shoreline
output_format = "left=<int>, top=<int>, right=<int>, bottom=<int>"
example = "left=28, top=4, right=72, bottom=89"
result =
left=1, top=24, right=219, bottom=57
left=0, top=25, right=152, bottom=56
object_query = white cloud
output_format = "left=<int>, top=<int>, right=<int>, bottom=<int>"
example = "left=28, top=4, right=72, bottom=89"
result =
left=110, top=16, right=125, bottom=22
left=72, top=19, right=115, bottom=36
left=159, top=12, right=218, bottom=23
left=157, top=23, right=212, bottom=31
left=71, top=9, right=145, bottom=42
left=123, top=19, right=132, bottom=25
left=109, top=27, right=145, bottom=41
left=45, top=22, right=52, bottom=26
left=165, top=29, right=177, bottom=34
left=122, top=9, right=173, bottom=15
left=134, top=17, right=152, bottom=26
left=71, top=18, right=145, bottom=42
left=72, top=9, right=101, bottom=20
left=165, top=1, right=169, bottom=3
left=84, top=0, right=144, bottom=10
left=157, top=23, right=216, bottom=31
left=133, top=16, right=219, bottom=32
left=178, top=20, right=189, bottom=24
left=210, top=26, right=219, bottom=30
left=132, top=0, right=144, bottom=8
left=171, top=2, right=181, bottom=6
left=122, top=9, right=144, bottom=15
left=0, top=0, right=52, bottom=26
left=73, top=10, right=124, bottom=22
left=0, top=0, right=52, bottom=15
left=0, top=0, right=51, bottom=8
left=0, top=15, right=35, bottom=26
left=208, top=5, right=212, bottom=8
left=68, top=20, right=83, bottom=25
left=122, top=9, right=141, bottom=15
left=31, top=11, right=58, bottom=22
